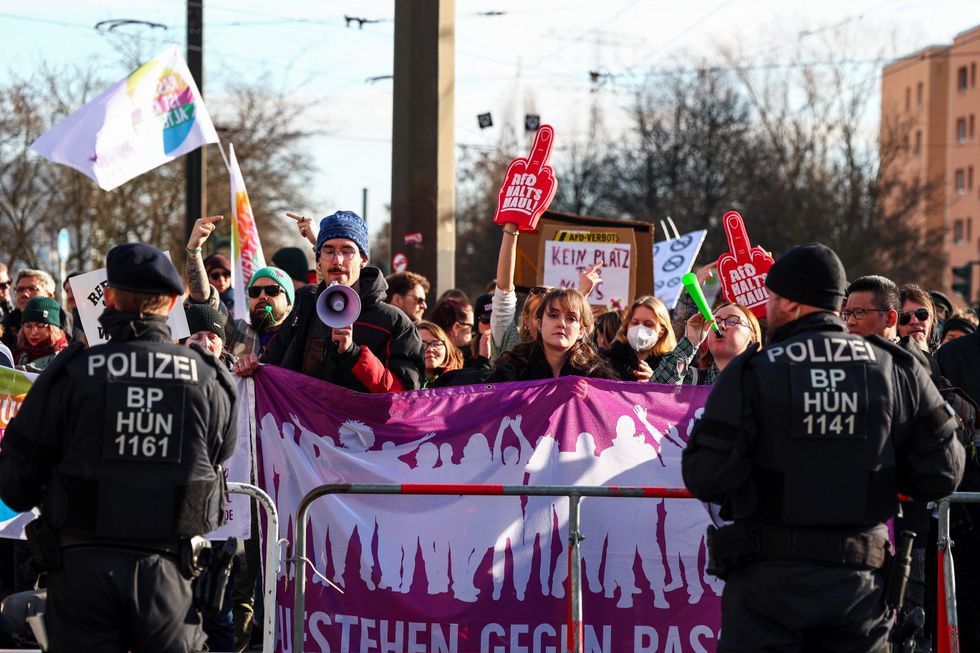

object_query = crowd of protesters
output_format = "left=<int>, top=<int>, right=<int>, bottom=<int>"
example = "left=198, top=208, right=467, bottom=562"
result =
left=0, top=209, right=977, bottom=651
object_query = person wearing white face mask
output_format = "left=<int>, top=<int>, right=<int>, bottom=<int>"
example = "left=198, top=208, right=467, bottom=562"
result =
left=601, top=296, right=676, bottom=382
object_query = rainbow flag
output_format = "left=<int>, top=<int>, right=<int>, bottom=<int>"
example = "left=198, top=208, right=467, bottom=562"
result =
left=0, top=367, right=36, bottom=530
left=30, top=45, right=218, bottom=191
left=229, top=143, right=266, bottom=321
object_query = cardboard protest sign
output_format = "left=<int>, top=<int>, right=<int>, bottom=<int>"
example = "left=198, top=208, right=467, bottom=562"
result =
left=70, top=253, right=190, bottom=345
left=654, top=230, right=707, bottom=309
left=515, top=211, right=654, bottom=298
left=538, top=224, right=636, bottom=311
left=715, top=211, right=774, bottom=317
left=493, top=125, right=558, bottom=232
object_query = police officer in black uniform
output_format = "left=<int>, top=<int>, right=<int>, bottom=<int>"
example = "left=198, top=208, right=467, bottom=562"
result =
left=682, top=243, right=964, bottom=652
left=0, top=244, right=237, bottom=653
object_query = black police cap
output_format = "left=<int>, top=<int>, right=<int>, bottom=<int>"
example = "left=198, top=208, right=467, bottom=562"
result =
left=106, top=243, right=184, bottom=296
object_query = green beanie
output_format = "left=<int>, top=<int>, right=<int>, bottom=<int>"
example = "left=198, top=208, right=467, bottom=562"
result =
left=248, top=266, right=295, bottom=305
left=23, top=296, right=62, bottom=328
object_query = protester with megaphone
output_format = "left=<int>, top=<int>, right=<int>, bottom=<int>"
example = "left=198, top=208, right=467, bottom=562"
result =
left=235, top=211, right=424, bottom=393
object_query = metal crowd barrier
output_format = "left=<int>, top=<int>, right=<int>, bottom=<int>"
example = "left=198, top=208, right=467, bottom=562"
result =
left=288, top=483, right=694, bottom=653
left=227, top=481, right=282, bottom=653
left=936, top=490, right=980, bottom=653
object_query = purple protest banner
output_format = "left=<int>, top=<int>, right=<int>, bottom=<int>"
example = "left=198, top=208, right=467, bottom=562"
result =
left=254, top=365, right=720, bottom=653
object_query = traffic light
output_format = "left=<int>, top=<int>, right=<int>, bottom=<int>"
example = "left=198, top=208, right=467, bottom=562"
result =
left=952, top=262, right=973, bottom=301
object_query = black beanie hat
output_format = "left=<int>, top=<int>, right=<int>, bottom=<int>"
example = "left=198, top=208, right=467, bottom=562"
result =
left=184, top=304, right=226, bottom=343
left=272, top=247, right=310, bottom=283
left=942, top=317, right=976, bottom=339
left=764, top=242, right=846, bottom=311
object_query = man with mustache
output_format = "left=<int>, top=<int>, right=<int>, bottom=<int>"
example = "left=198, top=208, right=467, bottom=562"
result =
left=235, top=210, right=423, bottom=392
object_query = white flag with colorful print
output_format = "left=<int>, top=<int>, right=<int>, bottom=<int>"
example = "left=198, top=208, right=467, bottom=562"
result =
left=229, top=143, right=266, bottom=321
left=30, top=45, right=219, bottom=191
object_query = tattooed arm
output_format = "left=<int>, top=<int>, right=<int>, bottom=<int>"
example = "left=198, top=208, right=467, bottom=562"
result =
left=186, top=215, right=224, bottom=303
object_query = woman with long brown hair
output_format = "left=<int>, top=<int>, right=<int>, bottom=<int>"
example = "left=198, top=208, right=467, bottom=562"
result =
left=652, top=302, right=761, bottom=385
left=416, top=320, right=464, bottom=388
left=490, top=288, right=615, bottom=381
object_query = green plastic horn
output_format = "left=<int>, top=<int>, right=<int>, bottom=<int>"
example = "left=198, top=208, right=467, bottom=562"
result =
left=681, top=272, right=720, bottom=334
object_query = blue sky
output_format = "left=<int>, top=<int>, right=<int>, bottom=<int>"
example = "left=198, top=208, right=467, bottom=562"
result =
left=2, top=0, right=979, bottom=246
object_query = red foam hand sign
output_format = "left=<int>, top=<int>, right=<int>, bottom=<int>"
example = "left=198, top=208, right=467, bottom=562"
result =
left=715, top=211, right=774, bottom=318
left=493, top=125, right=558, bottom=231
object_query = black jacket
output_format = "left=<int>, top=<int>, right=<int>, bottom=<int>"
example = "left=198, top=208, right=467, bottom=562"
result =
left=262, top=268, right=424, bottom=392
left=601, top=340, right=664, bottom=382
left=488, top=341, right=617, bottom=382
left=683, top=311, right=964, bottom=527
left=0, top=312, right=237, bottom=539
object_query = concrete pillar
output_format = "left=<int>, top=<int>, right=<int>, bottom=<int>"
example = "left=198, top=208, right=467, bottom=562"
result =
left=390, top=0, right=455, bottom=296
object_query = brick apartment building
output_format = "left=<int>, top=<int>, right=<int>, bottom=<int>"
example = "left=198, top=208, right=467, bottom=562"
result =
left=881, top=25, right=980, bottom=306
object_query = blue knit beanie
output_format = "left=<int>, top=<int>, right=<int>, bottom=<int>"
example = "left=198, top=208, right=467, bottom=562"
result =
left=316, top=211, right=369, bottom=261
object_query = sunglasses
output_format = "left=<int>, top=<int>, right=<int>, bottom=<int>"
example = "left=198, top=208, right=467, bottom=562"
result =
left=209, top=270, right=231, bottom=280
left=528, top=286, right=551, bottom=296
left=898, top=308, right=930, bottom=325
left=248, top=285, right=283, bottom=298
left=0, top=282, right=9, bottom=290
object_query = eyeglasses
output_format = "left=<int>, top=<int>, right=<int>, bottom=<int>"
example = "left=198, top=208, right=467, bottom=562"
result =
left=404, top=294, right=426, bottom=305
left=456, top=321, right=474, bottom=330
left=0, top=282, right=9, bottom=290
left=16, top=285, right=41, bottom=294
left=899, top=308, right=930, bottom=325
left=840, top=307, right=889, bottom=322
left=422, top=340, right=445, bottom=350
left=209, top=270, right=231, bottom=280
left=717, top=316, right=748, bottom=328
left=247, top=284, right=283, bottom=298
left=320, top=247, right=358, bottom=261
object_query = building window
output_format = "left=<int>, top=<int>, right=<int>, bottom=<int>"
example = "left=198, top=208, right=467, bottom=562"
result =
left=954, top=219, right=965, bottom=244
left=959, top=66, right=969, bottom=91
left=970, top=218, right=975, bottom=242
left=917, top=82, right=924, bottom=105
left=905, top=87, right=911, bottom=111
left=973, top=63, right=978, bottom=87
left=972, top=115, right=977, bottom=140
left=958, top=118, right=967, bottom=143
left=971, top=166, right=975, bottom=190
left=914, top=130, right=922, bottom=154
left=956, top=169, right=967, bottom=194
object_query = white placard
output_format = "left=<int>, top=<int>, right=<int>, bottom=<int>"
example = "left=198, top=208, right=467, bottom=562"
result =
left=542, top=240, right=631, bottom=310
left=69, top=253, right=190, bottom=345
left=653, top=230, right=707, bottom=309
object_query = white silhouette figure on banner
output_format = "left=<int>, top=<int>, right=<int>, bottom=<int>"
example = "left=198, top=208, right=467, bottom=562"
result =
left=521, top=433, right=560, bottom=598
left=553, top=432, right=599, bottom=598
left=488, top=416, right=533, bottom=600
left=406, top=442, right=452, bottom=593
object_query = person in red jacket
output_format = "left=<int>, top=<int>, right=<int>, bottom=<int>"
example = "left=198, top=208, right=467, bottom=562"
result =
left=234, top=211, right=423, bottom=392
